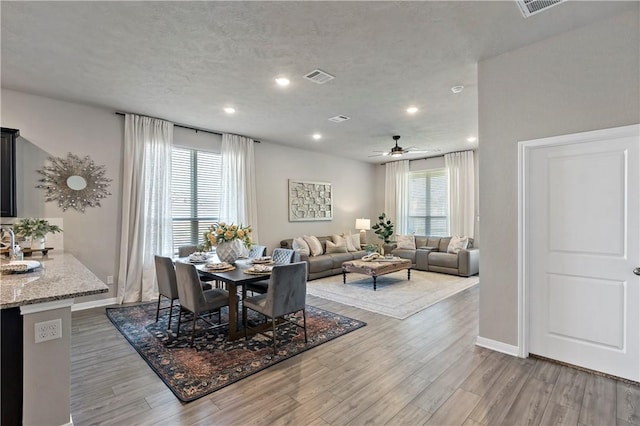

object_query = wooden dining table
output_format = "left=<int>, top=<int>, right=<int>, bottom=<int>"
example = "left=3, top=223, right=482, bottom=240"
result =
left=177, top=257, right=271, bottom=341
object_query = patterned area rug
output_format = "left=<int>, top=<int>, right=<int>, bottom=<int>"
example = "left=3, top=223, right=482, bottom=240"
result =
left=106, top=303, right=365, bottom=402
left=308, top=270, right=479, bottom=319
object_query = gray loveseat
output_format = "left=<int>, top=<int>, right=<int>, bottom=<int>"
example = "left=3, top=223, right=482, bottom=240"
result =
left=280, top=236, right=366, bottom=280
left=384, top=236, right=479, bottom=277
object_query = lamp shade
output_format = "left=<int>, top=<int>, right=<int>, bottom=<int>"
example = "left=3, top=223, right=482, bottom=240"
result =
left=355, top=218, right=370, bottom=231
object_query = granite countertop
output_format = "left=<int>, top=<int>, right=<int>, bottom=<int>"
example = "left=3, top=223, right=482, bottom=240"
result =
left=0, top=252, right=108, bottom=309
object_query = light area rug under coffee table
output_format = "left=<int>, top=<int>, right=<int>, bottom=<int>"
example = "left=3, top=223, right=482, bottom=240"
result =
left=307, top=270, right=479, bottom=319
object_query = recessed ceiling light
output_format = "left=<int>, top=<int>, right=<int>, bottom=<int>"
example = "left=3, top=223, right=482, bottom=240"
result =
left=406, top=107, right=419, bottom=114
left=312, top=133, right=322, bottom=140
left=275, top=77, right=290, bottom=86
left=467, top=136, right=477, bottom=143
left=224, top=107, right=235, bottom=114
left=451, top=85, right=464, bottom=94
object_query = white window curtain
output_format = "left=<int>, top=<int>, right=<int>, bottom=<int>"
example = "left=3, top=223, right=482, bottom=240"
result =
left=384, top=160, right=410, bottom=235
left=220, top=133, right=259, bottom=246
left=445, top=150, right=475, bottom=238
left=117, top=114, right=173, bottom=304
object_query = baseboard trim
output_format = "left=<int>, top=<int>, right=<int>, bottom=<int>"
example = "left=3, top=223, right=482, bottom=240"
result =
left=475, top=336, right=520, bottom=357
left=72, top=297, right=117, bottom=312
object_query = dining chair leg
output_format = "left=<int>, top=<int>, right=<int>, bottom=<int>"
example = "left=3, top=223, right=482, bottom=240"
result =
left=176, top=307, right=183, bottom=337
left=302, top=309, right=308, bottom=343
left=190, top=314, right=197, bottom=347
left=167, top=299, right=174, bottom=329
left=155, top=294, right=162, bottom=322
left=271, top=318, right=277, bottom=354
left=243, top=305, right=248, bottom=340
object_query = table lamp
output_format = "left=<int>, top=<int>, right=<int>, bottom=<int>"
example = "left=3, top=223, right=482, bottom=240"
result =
left=355, top=218, right=371, bottom=245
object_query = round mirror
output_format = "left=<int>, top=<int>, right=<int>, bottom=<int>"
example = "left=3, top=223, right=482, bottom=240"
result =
left=66, top=175, right=87, bottom=191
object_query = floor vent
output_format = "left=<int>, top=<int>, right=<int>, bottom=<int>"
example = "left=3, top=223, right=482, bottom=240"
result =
left=328, top=115, right=350, bottom=123
left=304, top=69, right=335, bottom=84
left=515, top=0, right=566, bottom=17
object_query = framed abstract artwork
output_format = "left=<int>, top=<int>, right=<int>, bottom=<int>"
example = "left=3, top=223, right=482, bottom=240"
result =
left=288, top=179, right=333, bottom=221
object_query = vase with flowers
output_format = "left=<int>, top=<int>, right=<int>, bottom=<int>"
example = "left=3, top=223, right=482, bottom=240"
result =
left=371, top=212, right=394, bottom=255
left=203, top=222, right=253, bottom=263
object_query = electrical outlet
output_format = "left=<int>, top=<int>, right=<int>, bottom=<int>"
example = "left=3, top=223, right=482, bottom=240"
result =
left=34, top=319, right=62, bottom=343
left=106, top=275, right=114, bottom=285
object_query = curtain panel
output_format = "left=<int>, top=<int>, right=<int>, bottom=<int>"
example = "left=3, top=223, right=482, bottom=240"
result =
left=445, top=150, right=475, bottom=238
left=384, top=160, right=410, bottom=235
left=117, top=114, right=173, bottom=303
left=220, top=134, right=259, bottom=246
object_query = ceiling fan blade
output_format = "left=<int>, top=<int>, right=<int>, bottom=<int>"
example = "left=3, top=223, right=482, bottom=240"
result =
left=368, top=153, right=384, bottom=157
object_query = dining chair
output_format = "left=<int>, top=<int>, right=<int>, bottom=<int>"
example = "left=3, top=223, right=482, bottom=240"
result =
left=243, top=262, right=308, bottom=354
left=175, top=262, right=230, bottom=347
left=248, top=245, right=267, bottom=258
left=154, top=255, right=180, bottom=329
left=244, top=248, right=296, bottom=296
left=178, top=244, right=198, bottom=257
left=177, top=243, right=218, bottom=287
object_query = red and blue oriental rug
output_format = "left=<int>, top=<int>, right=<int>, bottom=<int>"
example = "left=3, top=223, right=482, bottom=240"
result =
left=106, top=302, right=365, bottom=402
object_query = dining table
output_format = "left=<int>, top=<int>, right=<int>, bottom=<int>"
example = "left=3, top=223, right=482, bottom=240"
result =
left=177, top=256, right=271, bottom=341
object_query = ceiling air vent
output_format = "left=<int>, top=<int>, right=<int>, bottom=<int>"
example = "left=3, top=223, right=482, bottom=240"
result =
left=515, top=0, right=566, bottom=18
left=304, top=69, right=335, bottom=84
left=328, top=115, right=350, bottom=123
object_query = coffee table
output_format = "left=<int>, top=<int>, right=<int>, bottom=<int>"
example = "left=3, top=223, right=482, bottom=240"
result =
left=342, top=257, right=412, bottom=291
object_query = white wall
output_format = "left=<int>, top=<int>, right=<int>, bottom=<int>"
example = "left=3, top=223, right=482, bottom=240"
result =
left=255, top=142, right=378, bottom=250
left=1, top=89, right=123, bottom=300
left=477, top=9, right=639, bottom=346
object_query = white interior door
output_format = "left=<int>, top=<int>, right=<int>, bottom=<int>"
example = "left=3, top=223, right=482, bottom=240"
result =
left=527, top=125, right=639, bottom=381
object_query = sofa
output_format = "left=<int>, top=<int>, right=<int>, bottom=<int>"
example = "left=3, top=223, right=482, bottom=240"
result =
left=383, top=236, right=479, bottom=277
left=280, top=236, right=366, bottom=280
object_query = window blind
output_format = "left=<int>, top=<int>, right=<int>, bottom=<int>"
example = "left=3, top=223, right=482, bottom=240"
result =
left=408, top=169, right=449, bottom=236
left=171, top=147, right=222, bottom=252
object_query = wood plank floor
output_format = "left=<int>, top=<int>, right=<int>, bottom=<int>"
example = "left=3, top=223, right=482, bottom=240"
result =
left=70, top=286, right=640, bottom=426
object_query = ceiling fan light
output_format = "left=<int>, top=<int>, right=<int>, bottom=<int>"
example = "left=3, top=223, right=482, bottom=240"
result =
left=391, top=152, right=402, bottom=157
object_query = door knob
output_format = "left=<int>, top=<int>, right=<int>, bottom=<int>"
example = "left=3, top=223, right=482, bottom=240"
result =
left=635, top=267, right=640, bottom=276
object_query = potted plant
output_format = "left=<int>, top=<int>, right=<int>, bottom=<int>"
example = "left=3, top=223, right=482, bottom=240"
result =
left=371, top=212, right=394, bottom=255
left=12, top=218, right=63, bottom=250
left=363, top=243, right=378, bottom=254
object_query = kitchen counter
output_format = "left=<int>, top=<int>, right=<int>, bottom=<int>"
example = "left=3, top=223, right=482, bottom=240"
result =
left=1, top=252, right=109, bottom=425
left=0, top=252, right=108, bottom=309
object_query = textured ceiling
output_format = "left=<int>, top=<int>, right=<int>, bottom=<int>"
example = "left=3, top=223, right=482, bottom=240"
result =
left=1, top=1, right=633, bottom=163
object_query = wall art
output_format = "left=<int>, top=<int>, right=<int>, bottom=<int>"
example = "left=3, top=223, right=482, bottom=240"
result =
left=288, top=179, right=332, bottom=221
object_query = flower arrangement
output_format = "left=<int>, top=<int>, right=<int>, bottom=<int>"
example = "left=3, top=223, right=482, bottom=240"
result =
left=371, top=212, right=394, bottom=244
left=12, top=218, right=63, bottom=239
left=202, top=222, right=253, bottom=251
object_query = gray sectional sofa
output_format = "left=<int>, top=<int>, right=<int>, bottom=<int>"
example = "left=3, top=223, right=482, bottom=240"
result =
left=384, top=236, right=479, bottom=277
left=280, top=236, right=366, bottom=280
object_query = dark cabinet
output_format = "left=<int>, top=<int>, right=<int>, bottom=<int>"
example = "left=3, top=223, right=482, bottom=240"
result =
left=1, top=127, right=19, bottom=217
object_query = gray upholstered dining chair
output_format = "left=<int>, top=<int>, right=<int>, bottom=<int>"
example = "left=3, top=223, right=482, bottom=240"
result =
left=248, top=245, right=267, bottom=258
left=175, top=262, right=230, bottom=347
left=177, top=244, right=216, bottom=287
left=244, top=248, right=296, bottom=296
left=243, top=261, right=308, bottom=354
left=178, top=244, right=198, bottom=257
left=154, top=255, right=180, bottom=329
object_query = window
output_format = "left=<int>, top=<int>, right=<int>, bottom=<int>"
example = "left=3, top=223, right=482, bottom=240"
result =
left=408, top=169, right=449, bottom=236
left=171, top=147, right=222, bottom=253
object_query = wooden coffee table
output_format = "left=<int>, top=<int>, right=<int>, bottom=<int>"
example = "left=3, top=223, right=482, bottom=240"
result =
left=342, top=257, right=412, bottom=291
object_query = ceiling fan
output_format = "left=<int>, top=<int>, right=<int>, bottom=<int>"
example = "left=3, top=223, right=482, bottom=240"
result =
left=369, top=135, right=439, bottom=158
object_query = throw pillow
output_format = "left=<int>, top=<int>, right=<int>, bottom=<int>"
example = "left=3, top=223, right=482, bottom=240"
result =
left=447, top=236, right=469, bottom=254
left=325, top=240, right=348, bottom=254
left=349, top=233, right=361, bottom=252
left=341, top=233, right=357, bottom=252
left=396, top=234, right=416, bottom=250
left=303, top=235, right=324, bottom=256
left=332, top=234, right=346, bottom=245
left=292, top=237, right=310, bottom=257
